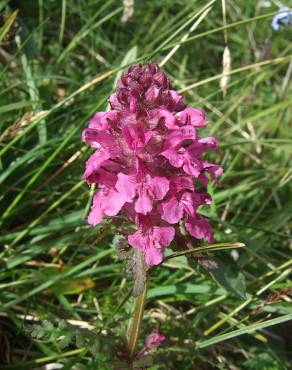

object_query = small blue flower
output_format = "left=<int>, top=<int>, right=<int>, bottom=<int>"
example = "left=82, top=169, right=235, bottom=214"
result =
left=272, top=6, right=292, bottom=30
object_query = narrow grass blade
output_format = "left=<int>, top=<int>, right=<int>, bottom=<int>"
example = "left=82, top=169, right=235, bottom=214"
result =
left=196, top=314, right=292, bottom=349
left=0, top=10, right=18, bottom=44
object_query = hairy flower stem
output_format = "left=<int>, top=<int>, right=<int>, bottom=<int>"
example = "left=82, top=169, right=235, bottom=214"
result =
left=127, top=281, right=148, bottom=359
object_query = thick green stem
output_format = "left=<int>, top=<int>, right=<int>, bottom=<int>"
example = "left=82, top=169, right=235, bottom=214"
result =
left=127, top=281, right=147, bottom=359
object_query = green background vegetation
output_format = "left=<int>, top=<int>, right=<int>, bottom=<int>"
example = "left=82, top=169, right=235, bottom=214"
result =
left=0, top=0, right=291, bottom=368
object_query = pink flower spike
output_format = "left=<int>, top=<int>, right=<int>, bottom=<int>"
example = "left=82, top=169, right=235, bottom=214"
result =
left=82, top=63, right=222, bottom=265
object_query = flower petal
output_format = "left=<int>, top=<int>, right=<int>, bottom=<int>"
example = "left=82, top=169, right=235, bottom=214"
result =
left=149, top=109, right=178, bottom=129
left=88, top=187, right=125, bottom=226
left=203, top=162, right=223, bottom=186
left=161, top=149, right=184, bottom=168
left=135, top=190, right=152, bottom=214
left=145, top=246, right=163, bottom=266
left=163, top=126, right=196, bottom=150
left=169, top=90, right=185, bottom=112
left=169, top=176, right=194, bottom=193
left=159, top=197, right=184, bottom=224
left=115, top=173, right=137, bottom=202
left=145, top=331, right=166, bottom=349
left=188, top=136, right=218, bottom=156
left=128, top=229, right=145, bottom=250
left=152, top=226, right=175, bottom=248
left=88, top=193, right=104, bottom=226
left=182, top=158, right=202, bottom=177
left=108, top=93, right=121, bottom=109
left=145, top=85, right=161, bottom=104
left=83, top=149, right=110, bottom=183
left=88, top=112, right=108, bottom=130
left=82, top=129, right=118, bottom=156
left=104, top=188, right=125, bottom=216
left=180, top=192, right=195, bottom=217
left=148, top=176, right=169, bottom=200
left=122, top=124, right=153, bottom=151
left=185, top=216, right=213, bottom=243
left=176, top=108, right=207, bottom=127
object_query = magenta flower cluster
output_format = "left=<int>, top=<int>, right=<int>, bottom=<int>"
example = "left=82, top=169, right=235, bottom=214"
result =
left=82, top=64, right=222, bottom=266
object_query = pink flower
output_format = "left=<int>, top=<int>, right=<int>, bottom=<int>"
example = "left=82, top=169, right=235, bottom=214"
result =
left=175, top=107, right=208, bottom=127
left=115, top=168, right=169, bottom=215
left=128, top=218, right=175, bottom=265
left=82, top=64, right=222, bottom=265
left=158, top=191, right=212, bottom=225
left=88, top=187, right=125, bottom=226
left=145, top=330, right=166, bottom=349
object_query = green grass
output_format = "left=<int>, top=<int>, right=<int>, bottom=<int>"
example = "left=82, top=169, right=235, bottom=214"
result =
left=0, top=0, right=291, bottom=369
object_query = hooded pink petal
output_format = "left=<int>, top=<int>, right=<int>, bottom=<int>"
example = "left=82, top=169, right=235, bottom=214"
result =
left=145, top=247, right=163, bottom=265
left=169, top=90, right=185, bottom=112
left=147, top=176, right=169, bottom=200
left=115, top=173, right=137, bottom=202
left=104, top=188, right=126, bottom=216
left=128, top=225, right=175, bottom=266
left=202, top=163, right=224, bottom=186
left=82, top=129, right=118, bottom=155
left=176, top=108, right=207, bottom=127
left=185, top=215, right=214, bottom=243
left=152, top=226, right=175, bottom=248
left=169, top=176, right=194, bottom=194
left=161, top=148, right=184, bottom=168
left=161, top=148, right=202, bottom=176
left=135, top=190, right=153, bottom=214
left=163, top=126, right=196, bottom=150
left=122, top=124, right=153, bottom=151
left=88, top=193, right=104, bottom=226
left=88, top=187, right=125, bottom=226
left=83, top=149, right=111, bottom=183
left=149, top=109, right=178, bottom=129
left=159, top=197, right=184, bottom=224
left=88, top=112, right=108, bottom=131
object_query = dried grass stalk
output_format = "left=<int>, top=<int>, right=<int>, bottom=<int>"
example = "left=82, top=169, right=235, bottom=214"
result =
left=220, top=46, right=231, bottom=97
left=0, top=110, right=48, bottom=142
left=121, top=0, right=134, bottom=23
